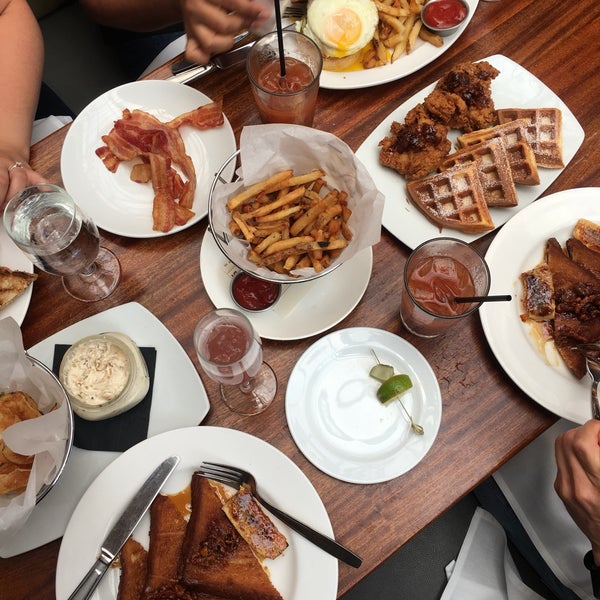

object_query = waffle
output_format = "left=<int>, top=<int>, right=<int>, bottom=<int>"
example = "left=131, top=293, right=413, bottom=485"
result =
left=456, top=119, right=540, bottom=186
left=406, top=163, right=494, bottom=233
left=496, top=108, right=563, bottom=168
left=439, top=138, right=518, bottom=208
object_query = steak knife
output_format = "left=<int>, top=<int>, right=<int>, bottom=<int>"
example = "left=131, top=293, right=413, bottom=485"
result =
left=66, top=455, right=180, bottom=600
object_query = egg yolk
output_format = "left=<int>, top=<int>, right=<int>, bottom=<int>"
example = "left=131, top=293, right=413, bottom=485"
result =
left=324, top=8, right=362, bottom=50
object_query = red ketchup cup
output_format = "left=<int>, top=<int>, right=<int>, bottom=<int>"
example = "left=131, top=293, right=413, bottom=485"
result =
left=230, top=271, right=281, bottom=312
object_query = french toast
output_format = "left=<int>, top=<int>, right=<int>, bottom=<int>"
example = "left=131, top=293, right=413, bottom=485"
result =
left=566, top=237, right=600, bottom=279
left=496, top=108, right=563, bottom=168
left=520, top=263, right=555, bottom=322
left=117, top=538, right=148, bottom=600
left=221, top=483, right=288, bottom=561
left=456, top=120, right=540, bottom=186
left=406, top=163, right=494, bottom=233
left=439, top=138, right=518, bottom=207
left=0, top=267, right=37, bottom=311
left=545, top=237, right=600, bottom=379
left=179, top=474, right=283, bottom=600
left=573, top=218, right=600, bottom=253
left=144, top=493, right=189, bottom=595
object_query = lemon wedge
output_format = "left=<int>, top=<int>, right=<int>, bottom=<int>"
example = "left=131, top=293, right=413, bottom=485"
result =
left=376, top=374, right=413, bottom=405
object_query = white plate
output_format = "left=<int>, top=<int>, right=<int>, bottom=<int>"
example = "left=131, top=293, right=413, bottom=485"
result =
left=0, top=224, right=35, bottom=325
left=60, top=80, right=236, bottom=238
left=355, top=54, right=585, bottom=250
left=319, top=0, right=478, bottom=90
left=0, top=302, right=210, bottom=558
left=200, top=230, right=373, bottom=340
left=479, top=188, right=600, bottom=425
left=56, top=426, right=337, bottom=600
left=286, top=328, right=442, bottom=483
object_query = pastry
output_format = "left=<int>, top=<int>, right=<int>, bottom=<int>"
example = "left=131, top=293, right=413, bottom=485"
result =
left=406, top=163, right=494, bottom=233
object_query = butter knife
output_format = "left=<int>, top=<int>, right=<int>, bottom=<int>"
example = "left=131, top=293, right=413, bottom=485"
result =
left=66, top=455, right=180, bottom=600
left=167, top=42, right=254, bottom=85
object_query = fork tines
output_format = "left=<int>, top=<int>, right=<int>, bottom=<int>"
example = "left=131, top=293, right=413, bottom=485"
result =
left=197, top=462, right=243, bottom=486
left=282, top=1, right=307, bottom=19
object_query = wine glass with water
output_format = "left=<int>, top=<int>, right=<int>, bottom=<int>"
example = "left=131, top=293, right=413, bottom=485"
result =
left=3, top=183, right=120, bottom=302
left=194, top=307, right=277, bottom=415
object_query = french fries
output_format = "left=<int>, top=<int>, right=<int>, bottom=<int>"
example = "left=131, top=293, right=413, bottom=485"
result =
left=224, top=169, right=353, bottom=276
left=361, top=0, right=444, bottom=70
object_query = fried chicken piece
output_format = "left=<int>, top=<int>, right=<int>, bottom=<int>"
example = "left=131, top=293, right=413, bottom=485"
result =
left=434, top=60, right=500, bottom=132
left=378, top=105, right=451, bottom=180
left=422, top=89, right=469, bottom=128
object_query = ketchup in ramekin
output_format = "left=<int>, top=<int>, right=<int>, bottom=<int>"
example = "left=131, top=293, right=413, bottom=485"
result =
left=422, top=0, right=468, bottom=35
left=231, top=272, right=281, bottom=312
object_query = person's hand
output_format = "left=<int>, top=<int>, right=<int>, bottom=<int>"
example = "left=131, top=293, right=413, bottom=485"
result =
left=181, top=0, right=272, bottom=64
left=555, top=419, right=600, bottom=564
left=0, top=154, right=45, bottom=210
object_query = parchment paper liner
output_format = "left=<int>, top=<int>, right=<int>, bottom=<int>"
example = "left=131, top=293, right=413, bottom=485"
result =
left=0, top=317, right=71, bottom=541
left=210, top=124, right=385, bottom=282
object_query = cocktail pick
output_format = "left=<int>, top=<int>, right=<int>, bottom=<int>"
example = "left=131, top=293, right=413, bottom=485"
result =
left=274, top=0, right=286, bottom=77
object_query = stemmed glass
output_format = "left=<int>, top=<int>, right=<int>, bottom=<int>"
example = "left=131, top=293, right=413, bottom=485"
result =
left=3, top=183, right=120, bottom=302
left=194, top=307, right=277, bottom=415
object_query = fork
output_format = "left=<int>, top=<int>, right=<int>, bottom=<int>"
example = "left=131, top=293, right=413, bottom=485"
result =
left=282, top=1, right=307, bottom=19
left=197, top=462, right=362, bottom=568
left=574, top=344, right=600, bottom=420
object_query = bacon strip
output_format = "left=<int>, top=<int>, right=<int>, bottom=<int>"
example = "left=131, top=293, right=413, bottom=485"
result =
left=96, top=100, right=224, bottom=232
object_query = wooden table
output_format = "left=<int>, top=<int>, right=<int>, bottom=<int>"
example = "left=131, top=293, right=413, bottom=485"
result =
left=2, top=0, right=600, bottom=597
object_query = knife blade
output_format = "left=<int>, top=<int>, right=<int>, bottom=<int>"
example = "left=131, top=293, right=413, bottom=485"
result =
left=167, top=42, right=254, bottom=85
left=67, top=455, right=180, bottom=600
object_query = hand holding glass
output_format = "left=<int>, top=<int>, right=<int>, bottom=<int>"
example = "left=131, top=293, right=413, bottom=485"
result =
left=3, top=183, right=120, bottom=301
left=194, top=308, right=277, bottom=415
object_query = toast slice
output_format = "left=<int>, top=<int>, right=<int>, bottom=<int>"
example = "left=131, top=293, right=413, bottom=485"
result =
left=496, top=107, right=563, bottom=168
left=179, top=474, right=283, bottom=600
left=406, top=163, right=494, bottom=233
left=0, top=267, right=37, bottom=311
left=456, top=120, right=540, bottom=185
left=546, top=237, right=600, bottom=379
left=573, top=218, right=600, bottom=253
left=439, top=138, right=518, bottom=207
left=144, top=493, right=189, bottom=594
left=566, top=237, right=600, bottom=279
left=520, top=263, right=555, bottom=322
left=117, top=538, right=147, bottom=600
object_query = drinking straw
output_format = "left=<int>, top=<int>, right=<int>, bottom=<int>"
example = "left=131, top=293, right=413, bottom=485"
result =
left=273, top=0, right=286, bottom=77
left=454, top=295, right=512, bottom=303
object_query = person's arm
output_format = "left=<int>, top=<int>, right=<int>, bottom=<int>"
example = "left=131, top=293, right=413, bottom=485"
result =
left=0, top=0, right=45, bottom=207
left=79, top=0, right=271, bottom=64
left=555, top=419, right=600, bottom=597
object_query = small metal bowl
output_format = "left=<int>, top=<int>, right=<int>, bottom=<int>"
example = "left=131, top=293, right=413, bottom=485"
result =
left=230, top=271, right=282, bottom=312
left=29, top=356, right=74, bottom=504
left=208, top=150, right=345, bottom=285
left=421, top=0, right=470, bottom=36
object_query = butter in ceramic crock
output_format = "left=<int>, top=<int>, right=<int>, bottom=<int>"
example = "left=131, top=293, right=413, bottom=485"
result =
left=59, top=332, right=149, bottom=421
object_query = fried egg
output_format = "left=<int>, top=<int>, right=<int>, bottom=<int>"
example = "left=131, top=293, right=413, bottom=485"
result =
left=303, top=0, right=379, bottom=59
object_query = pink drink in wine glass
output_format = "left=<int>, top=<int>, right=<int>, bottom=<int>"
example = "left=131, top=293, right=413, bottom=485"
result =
left=194, top=308, right=277, bottom=415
